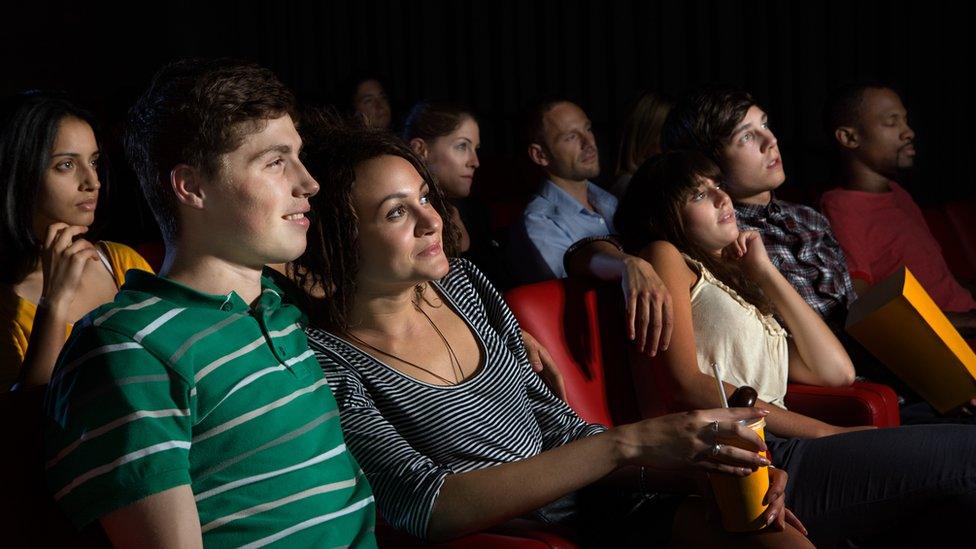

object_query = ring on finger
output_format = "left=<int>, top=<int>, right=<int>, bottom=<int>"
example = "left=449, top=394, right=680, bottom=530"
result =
left=710, top=443, right=722, bottom=457
left=709, top=420, right=720, bottom=433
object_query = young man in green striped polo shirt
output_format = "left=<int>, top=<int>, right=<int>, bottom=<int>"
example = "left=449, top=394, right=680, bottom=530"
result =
left=44, top=59, right=377, bottom=547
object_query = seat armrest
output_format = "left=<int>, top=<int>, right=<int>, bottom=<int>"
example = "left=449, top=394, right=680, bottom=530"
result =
left=785, top=381, right=900, bottom=428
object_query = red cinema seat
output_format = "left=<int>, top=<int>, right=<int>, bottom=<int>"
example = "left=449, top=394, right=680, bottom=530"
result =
left=505, top=279, right=644, bottom=426
left=504, top=278, right=900, bottom=429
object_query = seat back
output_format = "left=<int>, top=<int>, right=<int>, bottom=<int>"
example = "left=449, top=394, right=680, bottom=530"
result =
left=505, top=279, right=901, bottom=430
left=505, top=279, right=645, bottom=427
left=944, top=199, right=976, bottom=280
left=923, top=205, right=976, bottom=282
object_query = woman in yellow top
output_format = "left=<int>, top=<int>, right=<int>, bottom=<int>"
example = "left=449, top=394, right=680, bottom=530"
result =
left=0, top=92, right=152, bottom=390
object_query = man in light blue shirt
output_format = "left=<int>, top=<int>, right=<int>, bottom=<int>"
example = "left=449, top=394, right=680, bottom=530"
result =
left=511, top=99, right=674, bottom=357
left=516, top=100, right=616, bottom=281
left=522, top=179, right=619, bottom=279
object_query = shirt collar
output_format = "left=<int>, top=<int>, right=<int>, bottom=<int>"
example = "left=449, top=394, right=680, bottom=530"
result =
left=734, top=193, right=782, bottom=219
left=540, top=179, right=615, bottom=217
left=122, top=268, right=285, bottom=314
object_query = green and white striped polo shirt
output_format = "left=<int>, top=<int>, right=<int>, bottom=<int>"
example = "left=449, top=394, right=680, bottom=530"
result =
left=44, top=270, right=376, bottom=548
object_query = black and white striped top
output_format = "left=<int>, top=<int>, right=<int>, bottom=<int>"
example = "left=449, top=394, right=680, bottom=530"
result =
left=307, top=258, right=606, bottom=539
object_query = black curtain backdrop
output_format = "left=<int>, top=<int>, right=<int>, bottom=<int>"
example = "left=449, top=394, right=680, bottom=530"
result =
left=3, top=0, right=974, bottom=244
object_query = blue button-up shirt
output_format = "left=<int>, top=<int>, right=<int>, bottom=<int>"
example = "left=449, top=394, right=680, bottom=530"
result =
left=515, top=180, right=618, bottom=282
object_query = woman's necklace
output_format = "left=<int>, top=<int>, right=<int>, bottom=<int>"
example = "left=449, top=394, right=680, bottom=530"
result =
left=346, top=296, right=465, bottom=385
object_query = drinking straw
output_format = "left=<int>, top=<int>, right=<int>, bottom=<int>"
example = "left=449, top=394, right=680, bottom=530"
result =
left=711, top=362, right=729, bottom=408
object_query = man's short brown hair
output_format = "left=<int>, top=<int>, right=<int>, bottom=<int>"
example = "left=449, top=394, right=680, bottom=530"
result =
left=124, top=59, right=297, bottom=242
left=662, top=87, right=756, bottom=165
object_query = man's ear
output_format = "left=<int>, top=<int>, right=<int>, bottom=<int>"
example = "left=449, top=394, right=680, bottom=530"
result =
left=170, top=164, right=206, bottom=210
left=834, top=126, right=859, bottom=150
left=409, top=138, right=428, bottom=159
left=528, top=143, right=549, bottom=167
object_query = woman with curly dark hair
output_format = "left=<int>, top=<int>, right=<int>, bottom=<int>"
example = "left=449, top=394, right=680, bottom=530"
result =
left=290, top=114, right=809, bottom=547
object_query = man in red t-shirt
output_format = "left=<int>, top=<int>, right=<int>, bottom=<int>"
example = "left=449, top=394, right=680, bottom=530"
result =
left=821, top=82, right=976, bottom=336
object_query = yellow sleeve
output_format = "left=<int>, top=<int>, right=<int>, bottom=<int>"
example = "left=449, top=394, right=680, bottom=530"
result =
left=98, top=241, right=155, bottom=286
left=0, top=292, right=30, bottom=390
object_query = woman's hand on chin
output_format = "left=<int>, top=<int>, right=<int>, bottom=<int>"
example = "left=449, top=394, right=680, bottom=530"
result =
left=723, top=230, right=774, bottom=280
left=40, top=223, right=100, bottom=315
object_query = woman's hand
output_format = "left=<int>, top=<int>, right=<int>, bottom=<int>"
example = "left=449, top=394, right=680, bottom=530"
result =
left=521, top=330, right=567, bottom=401
left=614, top=407, right=771, bottom=475
left=40, top=223, right=99, bottom=315
left=761, top=467, right=807, bottom=535
left=724, top=230, right=773, bottom=280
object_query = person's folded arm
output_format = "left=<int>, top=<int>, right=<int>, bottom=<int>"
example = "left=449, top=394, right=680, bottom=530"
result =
left=728, top=231, right=854, bottom=387
left=637, top=240, right=862, bottom=439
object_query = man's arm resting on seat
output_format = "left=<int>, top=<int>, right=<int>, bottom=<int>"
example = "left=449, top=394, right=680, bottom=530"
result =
left=564, top=237, right=673, bottom=355
left=100, top=485, right=203, bottom=548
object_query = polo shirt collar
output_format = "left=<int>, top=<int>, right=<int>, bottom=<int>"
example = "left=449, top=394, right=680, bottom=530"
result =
left=540, top=179, right=612, bottom=216
left=122, top=268, right=284, bottom=314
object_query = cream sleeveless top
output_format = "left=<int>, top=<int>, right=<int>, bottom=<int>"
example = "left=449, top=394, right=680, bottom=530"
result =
left=685, top=256, right=789, bottom=408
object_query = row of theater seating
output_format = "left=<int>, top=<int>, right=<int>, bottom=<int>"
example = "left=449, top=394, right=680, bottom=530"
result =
left=0, top=277, right=899, bottom=548
left=8, top=195, right=971, bottom=547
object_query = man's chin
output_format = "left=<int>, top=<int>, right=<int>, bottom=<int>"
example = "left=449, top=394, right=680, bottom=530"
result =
left=578, top=166, right=600, bottom=181
left=265, top=248, right=307, bottom=268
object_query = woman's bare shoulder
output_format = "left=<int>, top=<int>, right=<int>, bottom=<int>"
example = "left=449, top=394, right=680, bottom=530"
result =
left=637, top=241, right=696, bottom=285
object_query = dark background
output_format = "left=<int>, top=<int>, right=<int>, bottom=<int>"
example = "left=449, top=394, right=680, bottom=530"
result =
left=4, top=0, right=973, bottom=244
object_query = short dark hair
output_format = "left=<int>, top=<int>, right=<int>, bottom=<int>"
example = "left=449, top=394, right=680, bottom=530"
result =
left=402, top=101, right=475, bottom=143
left=662, top=87, right=756, bottom=164
left=822, top=80, right=894, bottom=142
left=123, top=58, right=297, bottom=243
left=0, top=91, right=99, bottom=283
left=292, top=110, right=460, bottom=332
left=522, top=96, right=575, bottom=149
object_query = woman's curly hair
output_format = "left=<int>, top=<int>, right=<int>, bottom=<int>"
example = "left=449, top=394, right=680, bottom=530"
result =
left=291, top=109, right=461, bottom=332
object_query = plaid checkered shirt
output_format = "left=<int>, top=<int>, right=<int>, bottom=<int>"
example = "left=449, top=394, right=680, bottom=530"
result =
left=734, top=197, right=857, bottom=329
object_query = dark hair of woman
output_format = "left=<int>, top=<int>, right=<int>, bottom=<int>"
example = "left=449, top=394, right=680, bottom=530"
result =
left=402, top=101, right=474, bottom=142
left=291, top=110, right=461, bottom=332
left=614, top=150, right=773, bottom=315
left=0, top=91, right=101, bottom=284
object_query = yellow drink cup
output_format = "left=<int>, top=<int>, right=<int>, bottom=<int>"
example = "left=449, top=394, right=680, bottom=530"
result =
left=708, top=417, right=770, bottom=532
